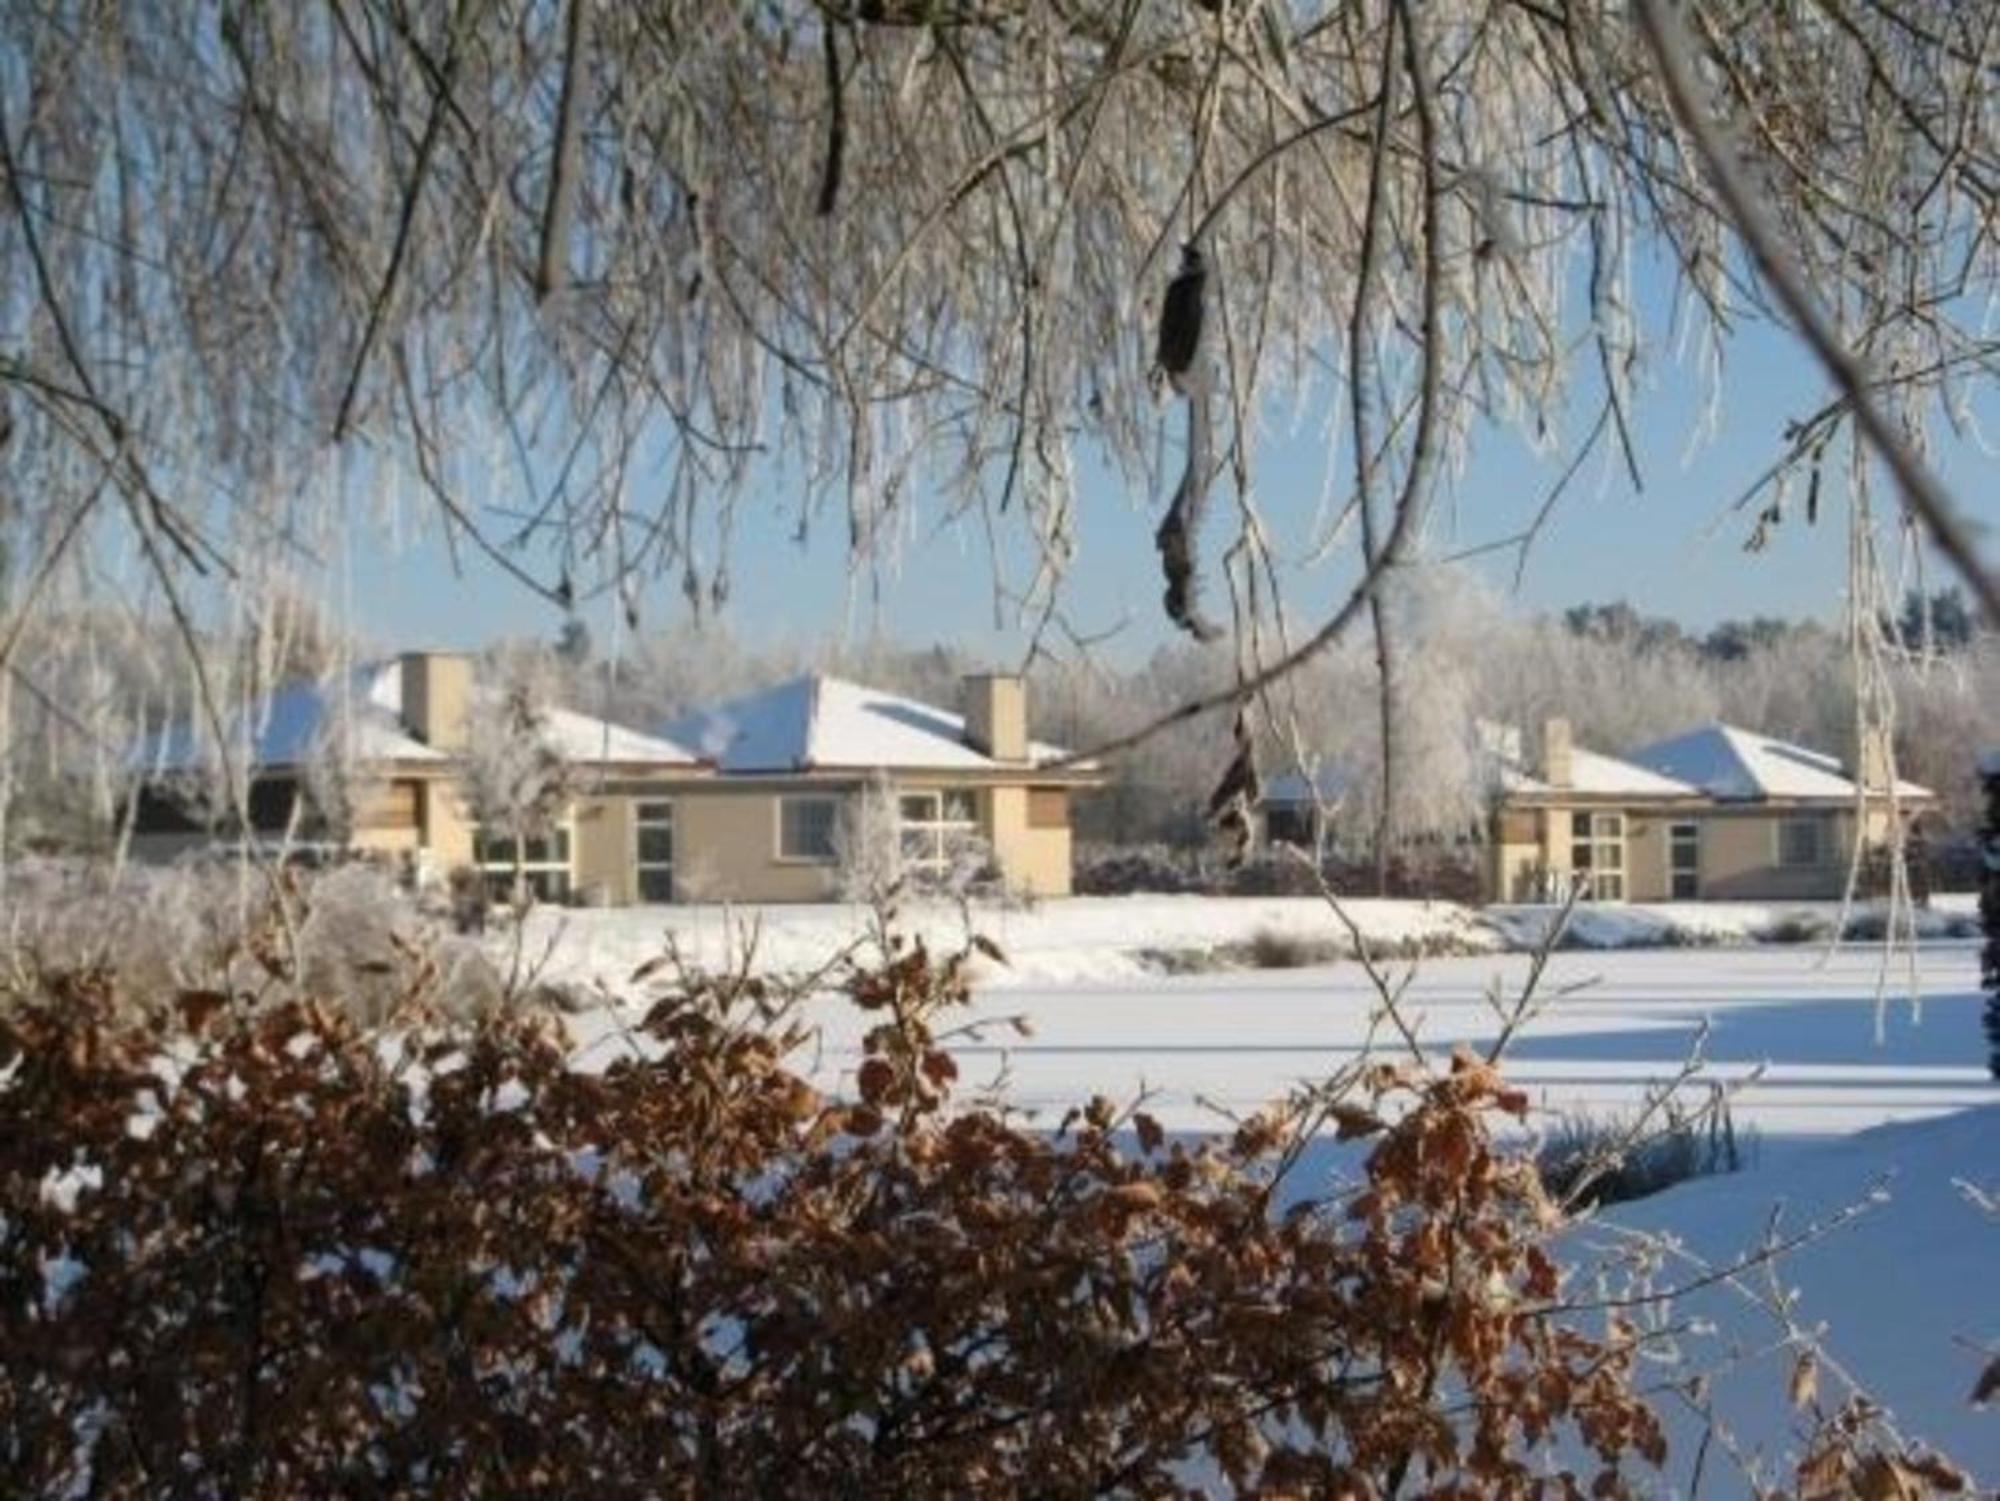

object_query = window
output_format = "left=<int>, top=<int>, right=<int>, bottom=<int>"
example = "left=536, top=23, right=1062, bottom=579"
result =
left=1569, top=810, right=1625, bottom=901
left=1669, top=821, right=1700, bottom=900
left=897, top=788, right=979, bottom=876
left=778, top=796, right=839, bottom=862
left=1779, top=816, right=1826, bottom=868
left=635, top=800, right=674, bottom=902
left=474, top=824, right=572, bottom=903
left=1264, top=804, right=1315, bottom=849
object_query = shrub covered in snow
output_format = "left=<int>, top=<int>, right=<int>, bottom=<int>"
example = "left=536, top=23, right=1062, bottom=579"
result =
left=0, top=858, right=515, bottom=1026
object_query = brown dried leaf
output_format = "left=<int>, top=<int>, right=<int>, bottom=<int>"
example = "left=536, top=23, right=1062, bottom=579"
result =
left=1332, top=1105, right=1386, bottom=1141
left=1133, top=1112, right=1164, bottom=1155
left=1789, top=1350, right=1819, bottom=1410
left=1971, top=1355, right=2000, bottom=1407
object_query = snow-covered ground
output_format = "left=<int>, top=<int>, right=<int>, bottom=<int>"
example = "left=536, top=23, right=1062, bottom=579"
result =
left=1572, top=1107, right=1998, bottom=1484
left=536, top=897, right=1998, bottom=1482
left=763, top=942, right=1986, bottom=1139
left=521, top=891, right=1981, bottom=995
left=544, top=897, right=1990, bottom=1140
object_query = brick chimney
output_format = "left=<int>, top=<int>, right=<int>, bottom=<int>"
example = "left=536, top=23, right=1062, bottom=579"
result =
left=400, top=651, right=474, bottom=752
left=962, top=674, right=1027, bottom=762
left=1540, top=717, right=1574, bottom=789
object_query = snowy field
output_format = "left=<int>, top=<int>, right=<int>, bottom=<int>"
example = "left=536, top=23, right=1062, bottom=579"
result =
left=532, top=894, right=1993, bottom=1139
left=747, top=941, right=1993, bottom=1141
left=541, top=898, right=1997, bottom=1481
left=522, top=890, right=1981, bottom=993
left=533, top=895, right=1990, bottom=1140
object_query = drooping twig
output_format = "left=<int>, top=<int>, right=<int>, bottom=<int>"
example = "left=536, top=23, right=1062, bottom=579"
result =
left=1350, top=8, right=1402, bottom=896
left=534, top=0, right=592, bottom=301
left=817, top=19, right=847, bottom=217
left=1634, top=0, right=1998, bottom=627
left=332, top=18, right=462, bottom=441
left=1049, top=0, right=1448, bottom=774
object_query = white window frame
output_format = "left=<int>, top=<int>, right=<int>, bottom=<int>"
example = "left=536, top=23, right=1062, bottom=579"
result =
left=1569, top=810, right=1626, bottom=902
left=776, top=795, right=840, bottom=864
left=896, top=788, right=980, bottom=877
left=634, top=799, right=675, bottom=903
left=1667, top=820, right=1701, bottom=900
left=1777, top=815, right=1827, bottom=869
left=473, top=819, right=574, bottom=903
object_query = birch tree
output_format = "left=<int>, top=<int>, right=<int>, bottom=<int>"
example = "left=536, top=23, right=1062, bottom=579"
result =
left=1, top=0, right=1991, bottom=842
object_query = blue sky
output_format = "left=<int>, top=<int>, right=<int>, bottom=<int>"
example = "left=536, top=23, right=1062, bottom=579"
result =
left=348, top=308, right=1991, bottom=665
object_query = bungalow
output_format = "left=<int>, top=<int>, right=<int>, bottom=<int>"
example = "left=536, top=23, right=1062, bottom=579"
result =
left=1487, top=718, right=1933, bottom=903
left=132, top=654, right=1100, bottom=902
left=657, top=673, right=1101, bottom=900
left=132, top=652, right=704, bottom=902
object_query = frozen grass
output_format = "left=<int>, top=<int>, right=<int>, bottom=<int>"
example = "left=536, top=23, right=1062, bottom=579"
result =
left=1535, top=1090, right=1754, bottom=1208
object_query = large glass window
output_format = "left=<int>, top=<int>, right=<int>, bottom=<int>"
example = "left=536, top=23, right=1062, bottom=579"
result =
left=1779, top=816, right=1827, bottom=868
left=1569, top=810, right=1625, bottom=901
left=635, top=801, right=674, bottom=902
left=778, top=796, right=839, bottom=862
left=474, top=824, right=572, bottom=903
left=897, top=788, right=979, bottom=877
left=1669, top=821, right=1700, bottom=900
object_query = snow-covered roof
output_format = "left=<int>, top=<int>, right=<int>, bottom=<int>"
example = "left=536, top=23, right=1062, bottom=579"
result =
left=540, top=705, right=700, bottom=768
left=1482, top=719, right=1701, bottom=799
left=141, top=662, right=443, bottom=773
left=1501, top=746, right=1703, bottom=799
left=1626, top=722, right=1931, bottom=802
left=660, top=674, right=1083, bottom=774
left=143, top=659, right=699, bottom=774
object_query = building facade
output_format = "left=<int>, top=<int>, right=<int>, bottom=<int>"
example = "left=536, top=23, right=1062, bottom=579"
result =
left=133, top=656, right=1099, bottom=903
left=1486, top=718, right=1932, bottom=904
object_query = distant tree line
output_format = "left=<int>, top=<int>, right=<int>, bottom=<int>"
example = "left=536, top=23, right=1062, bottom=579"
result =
left=2, top=572, right=1991, bottom=875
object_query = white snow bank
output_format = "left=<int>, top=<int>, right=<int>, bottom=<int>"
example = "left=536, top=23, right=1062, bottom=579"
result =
left=524, top=894, right=1980, bottom=1001
left=1577, top=1106, right=1998, bottom=1485
left=558, top=927, right=1991, bottom=1141
left=520, top=894, right=1500, bottom=995
left=1488, top=899, right=1980, bottom=951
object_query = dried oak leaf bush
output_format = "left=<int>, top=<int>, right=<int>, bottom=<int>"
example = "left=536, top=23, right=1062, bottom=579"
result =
left=0, top=879, right=1971, bottom=1497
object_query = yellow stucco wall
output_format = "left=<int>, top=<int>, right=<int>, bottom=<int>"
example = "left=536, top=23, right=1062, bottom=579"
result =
left=1696, top=808, right=1852, bottom=900
left=572, top=795, right=636, bottom=906
left=419, top=777, right=475, bottom=874
left=1623, top=814, right=1669, bottom=903
left=1485, top=798, right=1864, bottom=903
left=132, top=768, right=1090, bottom=905
left=982, top=785, right=1073, bottom=898
left=671, top=787, right=845, bottom=903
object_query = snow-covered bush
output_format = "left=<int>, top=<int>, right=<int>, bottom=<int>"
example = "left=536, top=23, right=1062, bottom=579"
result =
left=833, top=774, right=900, bottom=903
left=0, top=859, right=508, bottom=1025
left=460, top=666, right=575, bottom=908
